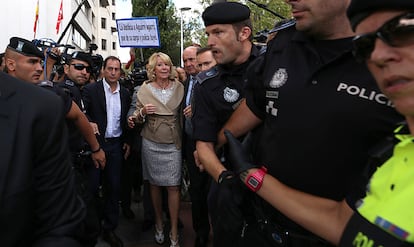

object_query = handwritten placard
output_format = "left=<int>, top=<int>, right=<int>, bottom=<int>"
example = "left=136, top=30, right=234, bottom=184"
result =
left=116, top=17, right=160, bottom=48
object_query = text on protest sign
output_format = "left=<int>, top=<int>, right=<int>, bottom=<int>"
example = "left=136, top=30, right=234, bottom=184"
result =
left=116, top=17, right=160, bottom=48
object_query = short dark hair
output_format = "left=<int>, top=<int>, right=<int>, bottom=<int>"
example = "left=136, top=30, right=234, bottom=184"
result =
left=232, top=19, right=254, bottom=41
left=103, top=56, right=121, bottom=69
left=196, top=47, right=213, bottom=56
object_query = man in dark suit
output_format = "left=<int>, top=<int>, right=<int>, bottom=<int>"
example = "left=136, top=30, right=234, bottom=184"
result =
left=82, top=56, right=131, bottom=247
left=182, top=46, right=211, bottom=247
left=0, top=71, right=85, bottom=246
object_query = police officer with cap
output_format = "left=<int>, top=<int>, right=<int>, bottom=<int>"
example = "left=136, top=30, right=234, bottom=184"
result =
left=58, top=51, right=106, bottom=246
left=58, top=51, right=98, bottom=158
left=4, top=36, right=45, bottom=83
left=191, top=2, right=260, bottom=246
left=5, top=37, right=104, bottom=164
left=4, top=36, right=106, bottom=245
left=60, top=51, right=93, bottom=107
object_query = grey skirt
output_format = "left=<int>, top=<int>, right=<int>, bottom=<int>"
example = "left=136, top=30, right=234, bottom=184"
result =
left=141, top=137, right=182, bottom=186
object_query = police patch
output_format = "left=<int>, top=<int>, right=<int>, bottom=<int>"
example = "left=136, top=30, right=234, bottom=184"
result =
left=266, top=90, right=279, bottom=99
left=16, top=41, right=25, bottom=52
left=223, top=87, right=239, bottom=103
left=269, top=68, right=288, bottom=88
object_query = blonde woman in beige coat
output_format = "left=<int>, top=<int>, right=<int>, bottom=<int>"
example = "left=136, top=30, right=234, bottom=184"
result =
left=132, top=52, right=184, bottom=247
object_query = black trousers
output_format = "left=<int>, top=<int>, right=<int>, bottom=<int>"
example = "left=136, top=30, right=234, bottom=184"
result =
left=121, top=146, right=142, bottom=209
left=184, top=136, right=211, bottom=238
left=71, top=153, right=101, bottom=247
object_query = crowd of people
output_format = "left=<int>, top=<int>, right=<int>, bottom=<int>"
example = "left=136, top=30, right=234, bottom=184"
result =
left=1, top=0, right=414, bottom=247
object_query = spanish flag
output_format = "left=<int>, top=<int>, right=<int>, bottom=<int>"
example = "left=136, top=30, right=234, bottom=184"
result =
left=56, top=0, right=63, bottom=34
left=33, top=0, right=39, bottom=37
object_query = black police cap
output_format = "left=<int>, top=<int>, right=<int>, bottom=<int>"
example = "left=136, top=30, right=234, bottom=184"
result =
left=7, top=37, right=44, bottom=59
left=202, top=2, right=250, bottom=27
left=347, top=0, right=414, bottom=30
left=69, top=51, right=93, bottom=67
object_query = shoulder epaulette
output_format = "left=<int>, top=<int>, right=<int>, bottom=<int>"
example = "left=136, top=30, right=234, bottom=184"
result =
left=269, top=18, right=296, bottom=34
left=64, top=80, right=75, bottom=87
left=258, top=45, right=267, bottom=55
left=196, top=67, right=219, bottom=84
left=38, top=80, right=54, bottom=88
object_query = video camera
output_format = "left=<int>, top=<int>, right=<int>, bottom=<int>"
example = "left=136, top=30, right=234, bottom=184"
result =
left=88, top=43, right=103, bottom=80
left=119, top=61, right=148, bottom=92
left=32, top=38, right=75, bottom=81
left=32, top=38, right=104, bottom=82
left=131, top=61, right=148, bottom=86
left=254, top=29, right=270, bottom=45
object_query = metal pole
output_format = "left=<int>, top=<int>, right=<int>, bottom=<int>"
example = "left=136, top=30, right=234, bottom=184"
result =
left=179, top=7, right=191, bottom=67
left=140, top=48, right=144, bottom=63
left=180, top=12, right=184, bottom=67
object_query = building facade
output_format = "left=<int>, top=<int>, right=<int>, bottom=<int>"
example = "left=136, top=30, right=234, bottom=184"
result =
left=1, top=0, right=119, bottom=59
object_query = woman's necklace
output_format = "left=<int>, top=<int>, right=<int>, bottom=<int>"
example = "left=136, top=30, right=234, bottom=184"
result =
left=158, top=81, right=169, bottom=94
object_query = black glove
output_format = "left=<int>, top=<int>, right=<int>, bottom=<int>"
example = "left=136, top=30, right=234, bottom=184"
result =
left=215, top=173, right=245, bottom=233
left=224, top=130, right=257, bottom=174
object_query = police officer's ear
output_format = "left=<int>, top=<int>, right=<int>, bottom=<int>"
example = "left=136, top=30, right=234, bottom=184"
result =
left=5, top=57, right=17, bottom=72
left=238, top=26, right=252, bottom=42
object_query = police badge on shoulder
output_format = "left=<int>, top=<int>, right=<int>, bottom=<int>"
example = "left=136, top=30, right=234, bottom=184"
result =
left=223, top=87, right=239, bottom=103
left=269, top=68, right=288, bottom=88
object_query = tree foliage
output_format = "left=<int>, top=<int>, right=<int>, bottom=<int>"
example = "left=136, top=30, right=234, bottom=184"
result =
left=248, top=0, right=292, bottom=33
left=183, top=11, right=204, bottom=47
left=198, top=0, right=291, bottom=45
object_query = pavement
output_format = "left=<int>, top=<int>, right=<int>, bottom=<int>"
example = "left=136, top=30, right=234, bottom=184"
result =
left=96, top=197, right=213, bottom=247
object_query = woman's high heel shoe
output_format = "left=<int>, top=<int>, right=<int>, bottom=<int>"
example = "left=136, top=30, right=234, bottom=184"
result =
left=169, top=232, right=180, bottom=247
left=154, top=224, right=165, bottom=245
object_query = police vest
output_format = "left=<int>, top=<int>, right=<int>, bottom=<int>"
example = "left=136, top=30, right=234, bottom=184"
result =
left=357, top=124, right=414, bottom=243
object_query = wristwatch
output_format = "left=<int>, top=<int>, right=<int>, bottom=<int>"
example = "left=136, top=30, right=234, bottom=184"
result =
left=245, top=166, right=267, bottom=192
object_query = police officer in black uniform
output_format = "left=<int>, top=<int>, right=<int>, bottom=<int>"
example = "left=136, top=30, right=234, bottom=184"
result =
left=191, top=2, right=260, bottom=246
left=58, top=51, right=106, bottom=247
left=57, top=51, right=105, bottom=165
left=60, top=52, right=92, bottom=110
left=5, top=37, right=105, bottom=247
left=213, top=0, right=404, bottom=246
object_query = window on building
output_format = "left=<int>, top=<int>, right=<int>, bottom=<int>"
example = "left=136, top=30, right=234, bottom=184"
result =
left=102, top=39, right=107, bottom=51
left=101, top=17, right=106, bottom=29
left=112, top=42, right=116, bottom=50
left=112, top=12, right=116, bottom=20
left=72, top=29, right=87, bottom=50
left=112, top=0, right=115, bottom=6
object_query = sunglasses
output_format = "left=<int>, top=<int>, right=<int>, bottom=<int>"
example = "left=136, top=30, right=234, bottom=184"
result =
left=71, top=63, right=92, bottom=73
left=352, top=12, right=414, bottom=62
